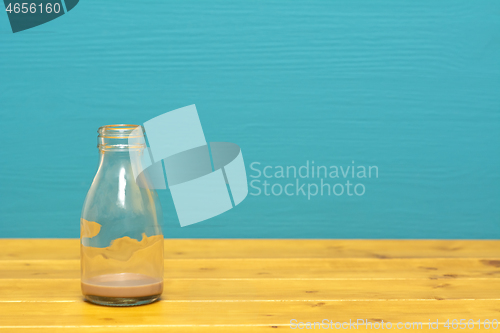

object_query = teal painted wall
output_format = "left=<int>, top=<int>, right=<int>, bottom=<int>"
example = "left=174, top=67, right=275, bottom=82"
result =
left=0, top=1, right=499, bottom=238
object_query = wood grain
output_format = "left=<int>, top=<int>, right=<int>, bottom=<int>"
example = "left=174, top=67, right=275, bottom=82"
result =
left=1, top=239, right=499, bottom=260
left=4, top=328, right=499, bottom=333
left=0, top=300, right=498, bottom=327
left=0, top=278, right=499, bottom=301
left=0, top=239, right=498, bottom=331
left=0, top=258, right=499, bottom=279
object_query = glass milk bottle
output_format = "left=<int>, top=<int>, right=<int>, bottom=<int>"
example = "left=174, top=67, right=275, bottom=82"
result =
left=80, top=124, right=164, bottom=306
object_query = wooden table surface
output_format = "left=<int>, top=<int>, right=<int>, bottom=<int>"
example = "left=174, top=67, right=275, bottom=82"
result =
left=0, top=239, right=499, bottom=332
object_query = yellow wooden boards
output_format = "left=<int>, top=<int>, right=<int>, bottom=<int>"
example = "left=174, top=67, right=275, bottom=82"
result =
left=0, top=239, right=499, bottom=332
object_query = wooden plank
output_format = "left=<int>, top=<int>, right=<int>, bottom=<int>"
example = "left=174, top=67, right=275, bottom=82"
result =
left=0, top=278, right=499, bottom=301
left=0, top=239, right=499, bottom=260
left=5, top=328, right=492, bottom=333
left=161, top=240, right=500, bottom=259
left=0, top=258, right=498, bottom=279
left=0, top=300, right=497, bottom=327
left=0, top=239, right=79, bottom=260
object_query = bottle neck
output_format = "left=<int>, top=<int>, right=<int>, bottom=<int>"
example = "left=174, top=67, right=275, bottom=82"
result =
left=98, top=149, right=134, bottom=165
left=96, top=124, right=147, bottom=178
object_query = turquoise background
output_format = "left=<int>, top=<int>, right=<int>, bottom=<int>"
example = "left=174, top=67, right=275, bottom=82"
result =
left=0, top=1, right=499, bottom=239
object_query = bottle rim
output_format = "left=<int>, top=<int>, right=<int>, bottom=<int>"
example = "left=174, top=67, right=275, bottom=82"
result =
left=98, top=124, right=144, bottom=139
left=97, top=124, right=146, bottom=151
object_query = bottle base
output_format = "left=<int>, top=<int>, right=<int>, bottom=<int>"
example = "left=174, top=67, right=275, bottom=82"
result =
left=84, top=294, right=161, bottom=307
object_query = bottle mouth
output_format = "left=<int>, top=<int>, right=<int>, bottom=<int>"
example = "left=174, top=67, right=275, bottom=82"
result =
left=98, top=124, right=143, bottom=138
left=98, top=124, right=146, bottom=151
